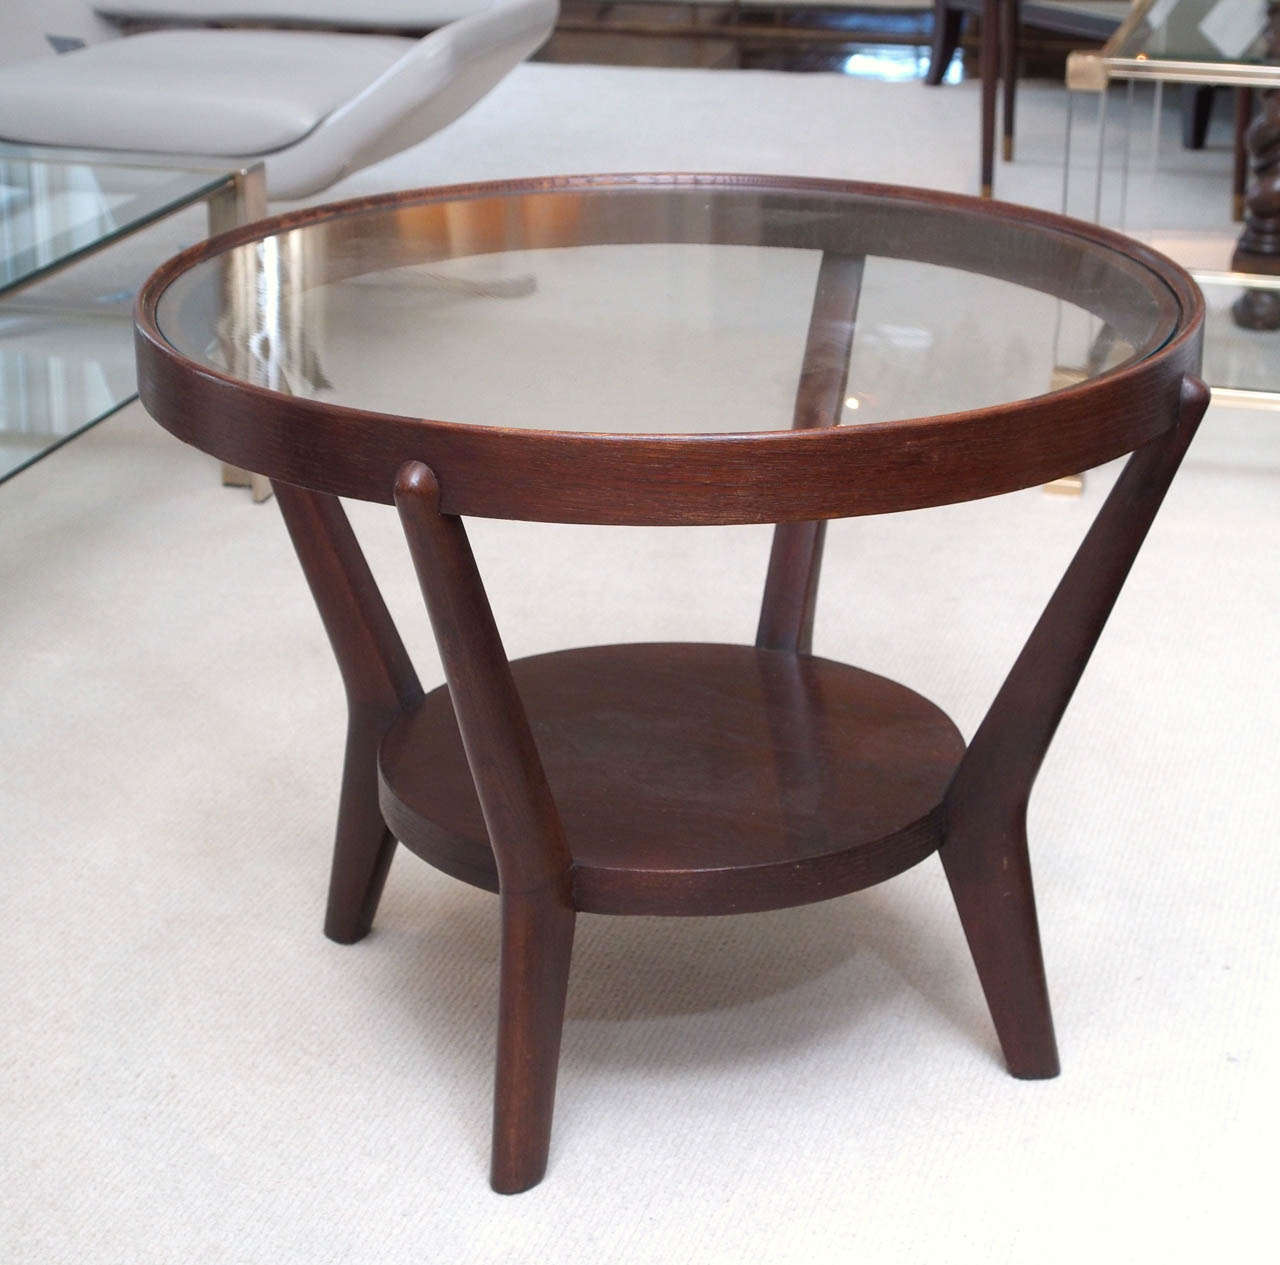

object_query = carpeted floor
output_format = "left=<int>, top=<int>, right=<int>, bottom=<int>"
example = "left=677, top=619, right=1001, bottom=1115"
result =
left=2, top=62, right=1277, bottom=1264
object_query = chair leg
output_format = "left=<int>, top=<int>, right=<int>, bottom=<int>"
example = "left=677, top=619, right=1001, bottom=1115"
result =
left=1001, top=0, right=1018, bottom=162
left=491, top=892, right=576, bottom=1194
left=927, top=1, right=964, bottom=85
left=1182, top=84, right=1216, bottom=151
left=980, top=0, right=999, bottom=196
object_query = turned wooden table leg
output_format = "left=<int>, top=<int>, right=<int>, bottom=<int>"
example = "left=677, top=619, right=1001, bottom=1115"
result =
left=1234, top=87, right=1253, bottom=222
left=1231, top=7, right=1280, bottom=329
left=758, top=252, right=864, bottom=654
left=395, top=462, right=576, bottom=1195
left=1232, top=89, right=1280, bottom=329
left=273, top=483, right=422, bottom=944
left=942, top=378, right=1210, bottom=1077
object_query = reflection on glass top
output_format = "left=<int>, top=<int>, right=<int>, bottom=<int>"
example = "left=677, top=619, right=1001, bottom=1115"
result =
left=153, top=183, right=1185, bottom=435
left=0, top=155, right=229, bottom=296
left=1112, top=0, right=1278, bottom=65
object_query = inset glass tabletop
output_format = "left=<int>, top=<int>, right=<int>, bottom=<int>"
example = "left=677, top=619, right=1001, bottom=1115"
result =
left=138, top=175, right=1202, bottom=522
left=151, top=177, right=1187, bottom=436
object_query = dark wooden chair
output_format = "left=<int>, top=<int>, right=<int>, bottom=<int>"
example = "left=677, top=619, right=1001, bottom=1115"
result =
left=927, top=0, right=1128, bottom=194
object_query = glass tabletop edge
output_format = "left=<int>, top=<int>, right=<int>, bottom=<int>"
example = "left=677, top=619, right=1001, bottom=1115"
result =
left=134, top=171, right=1206, bottom=442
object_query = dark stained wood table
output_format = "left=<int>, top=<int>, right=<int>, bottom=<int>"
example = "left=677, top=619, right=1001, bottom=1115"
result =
left=134, top=173, right=1206, bottom=1193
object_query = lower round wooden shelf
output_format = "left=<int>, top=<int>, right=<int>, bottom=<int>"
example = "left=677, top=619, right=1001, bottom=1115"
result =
left=379, top=642, right=966, bottom=915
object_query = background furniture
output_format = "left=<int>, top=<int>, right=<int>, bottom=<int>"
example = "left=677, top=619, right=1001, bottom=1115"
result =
left=94, top=0, right=503, bottom=30
left=0, top=154, right=260, bottom=484
left=1068, top=0, right=1279, bottom=329
left=0, top=0, right=558, bottom=199
left=1063, top=0, right=1279, bottom=416
left=0, top=0, right=554, bottom=493
left=927, top=0, right=1130, bottom=192
left=136, top=172, right=1204, bottom=1193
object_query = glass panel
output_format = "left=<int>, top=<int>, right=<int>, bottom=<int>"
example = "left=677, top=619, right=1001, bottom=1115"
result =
left=0, top=308, right=135, bottom=483
left=0, top=155, right=229, bottom=296
left=1113, top=0, right=1277, bottom=65
left=1197, top=273, right=1280, bottom=393
left=0, top=154, right=231, bottom=481
left=154, top=185, right=1182, bottom=435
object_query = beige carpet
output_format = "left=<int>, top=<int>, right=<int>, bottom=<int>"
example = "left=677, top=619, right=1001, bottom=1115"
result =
left=2, top=63, right=1278, bottom=1263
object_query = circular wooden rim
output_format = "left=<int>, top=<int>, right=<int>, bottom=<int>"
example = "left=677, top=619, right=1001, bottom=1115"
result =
left=135, top=173, right=1205, bottom=524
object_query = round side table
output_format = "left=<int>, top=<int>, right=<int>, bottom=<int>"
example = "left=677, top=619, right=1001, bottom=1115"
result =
left=135, top=174, right=1206, bottom=1193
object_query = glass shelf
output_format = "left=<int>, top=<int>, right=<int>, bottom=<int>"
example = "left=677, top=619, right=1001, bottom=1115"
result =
left=0, top=152, right=244, bottom=484
left=0, top=307, right=135, bottom=481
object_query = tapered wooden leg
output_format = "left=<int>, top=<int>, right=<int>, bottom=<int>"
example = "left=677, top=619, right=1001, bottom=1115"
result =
left=326, top=715, right=399, bottom=944
left=394, top=461, right=577, bottom=1193
left=492, top=893, right=576, bottom=1194
left=1000, top=0, right=1018, bottom=162
left=1182, top=84, right=1216, bottom=151
left=926, top=3, right=964, bottom=85
left=943, top=378, right=1210, bottom=1077
left=758, top=252, right=863, bottom=654
left=941, top=805, right=1057, bottom=1076
left=273, top=482, right=423, bottom=943
left=980, top=0, right=999, bottom=196
left=758, top=520, right=828, bottom=654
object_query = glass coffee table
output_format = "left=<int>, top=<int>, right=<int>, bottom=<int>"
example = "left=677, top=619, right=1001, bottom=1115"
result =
left=0, top=151, right=262, bottom=485
left=134, top=173, right=1206, bottom=1192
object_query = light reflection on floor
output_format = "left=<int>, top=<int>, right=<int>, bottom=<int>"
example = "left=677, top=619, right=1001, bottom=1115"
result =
left=841, top=45, right=963, bottom=84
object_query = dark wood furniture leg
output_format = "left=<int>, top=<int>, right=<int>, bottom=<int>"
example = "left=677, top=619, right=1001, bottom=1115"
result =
left=273, top=483, right=423, bottom=944
left=757, top=252, right=864, bottom=654
left=1234, top=87, right=1254, bottom=221
left=1182, top=85, right=1216, bottom=151
left=1232, top=88, right=1280, bottom=329
left=941, top=377, right=1209, bottom=1077
left=1001, top=0, right=1018, bottom=162
left=927, top=0, right=965, bottom=85
left=1231, top=4, right=1280, bottom=328
left=980, top=0, right=1000, bottom=196
left=1187, top=86, right=1214, bottom=152
left=394, top=462, right=576, bottom=1196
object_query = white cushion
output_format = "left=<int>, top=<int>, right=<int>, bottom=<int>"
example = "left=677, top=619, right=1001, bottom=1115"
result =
left=0, top=29, right=414, bottom=156
left=94, top=1, right=497, bottom=29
